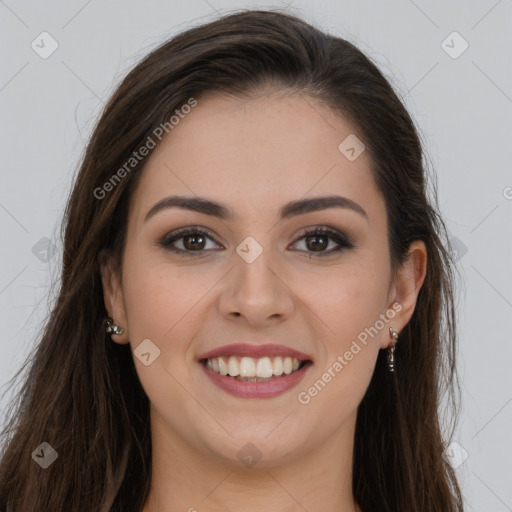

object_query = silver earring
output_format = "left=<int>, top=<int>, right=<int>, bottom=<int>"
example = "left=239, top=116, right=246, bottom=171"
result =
left=105, top=317, right=124, bottom=335
left=387, top=327, right=398, bottom=372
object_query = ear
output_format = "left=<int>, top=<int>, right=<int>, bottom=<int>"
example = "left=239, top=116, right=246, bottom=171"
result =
left=381, top=240, right=427, bottom=349
left=99, top=250, right=129, bottom=345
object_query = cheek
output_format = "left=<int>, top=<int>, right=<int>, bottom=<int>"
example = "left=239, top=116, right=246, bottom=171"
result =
left=120, top=259, right=207, bottom=402
left=298, top=291, right=383, bottom=425
left=296, top=260, right=388, bottom=397
left=121, top=253, right=220, bottom=367
left=299, top=261, right=389, bottom=341
left=124, top=268, right=177, bottom=337
left=291, top=335, right=378, bottom=452
left=122, top=246, right=199, bottom=330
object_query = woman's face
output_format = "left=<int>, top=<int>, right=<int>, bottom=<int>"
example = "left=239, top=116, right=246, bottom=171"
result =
left=102, top=90, right=425, bottom=467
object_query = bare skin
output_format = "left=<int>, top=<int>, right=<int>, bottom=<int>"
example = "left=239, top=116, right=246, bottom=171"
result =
left=101, top=89, right=427, bottom=512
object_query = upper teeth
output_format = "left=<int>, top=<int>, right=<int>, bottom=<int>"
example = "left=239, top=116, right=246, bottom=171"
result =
left=205, top=356, right=301, bottom=378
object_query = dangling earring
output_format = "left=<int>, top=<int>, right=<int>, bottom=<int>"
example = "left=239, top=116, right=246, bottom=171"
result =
left=387, top=327, right=398, bottom=372
left=104, top=317, right=124, bottom=336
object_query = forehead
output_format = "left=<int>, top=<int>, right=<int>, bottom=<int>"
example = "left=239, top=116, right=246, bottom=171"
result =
left=129, top=91, right=385, bottom=224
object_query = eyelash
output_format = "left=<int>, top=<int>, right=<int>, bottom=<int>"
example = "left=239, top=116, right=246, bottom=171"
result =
left=157, top=226, right=355, bottom=258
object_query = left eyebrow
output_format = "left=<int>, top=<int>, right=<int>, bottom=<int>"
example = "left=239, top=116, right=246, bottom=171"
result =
left=144, top=194, right=368, bottom=223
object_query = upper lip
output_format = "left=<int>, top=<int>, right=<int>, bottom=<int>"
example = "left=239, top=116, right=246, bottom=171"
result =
left=197, top=343, right=313, bottom=362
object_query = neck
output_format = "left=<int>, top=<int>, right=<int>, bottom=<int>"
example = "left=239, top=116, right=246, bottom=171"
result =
left=142, top=406, right=361, bottom=512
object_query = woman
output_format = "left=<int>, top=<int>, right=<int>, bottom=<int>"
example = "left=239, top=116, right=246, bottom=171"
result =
left=0, top=9, right=464, bottom=512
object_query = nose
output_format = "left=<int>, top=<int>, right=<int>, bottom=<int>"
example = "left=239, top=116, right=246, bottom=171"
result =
left=218, top=247, right=295, bottom=327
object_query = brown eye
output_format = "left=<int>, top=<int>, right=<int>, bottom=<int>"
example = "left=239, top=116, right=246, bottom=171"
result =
left=304, top=234, right=329, bottom=252
left=291, top=227, right=355, bottom=256
left=158, top=227, right=223, bottom=256
left=182, top=233, right=206, bottom=251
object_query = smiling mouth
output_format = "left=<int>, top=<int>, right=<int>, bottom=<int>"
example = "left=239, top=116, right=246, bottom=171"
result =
left=201, top=355, right=310, bottom=382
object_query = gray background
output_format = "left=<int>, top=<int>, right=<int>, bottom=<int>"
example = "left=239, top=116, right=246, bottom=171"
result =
left=1, top=1, right=511, bottom=510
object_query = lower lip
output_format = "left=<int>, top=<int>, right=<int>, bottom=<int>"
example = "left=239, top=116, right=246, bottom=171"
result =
left=200, top=361, right=312, bottom=399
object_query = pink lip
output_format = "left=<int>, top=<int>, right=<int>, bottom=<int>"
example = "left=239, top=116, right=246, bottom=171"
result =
left=197, top=343, right=313, bottom=362
left=200, top=360, right=313, bottom=399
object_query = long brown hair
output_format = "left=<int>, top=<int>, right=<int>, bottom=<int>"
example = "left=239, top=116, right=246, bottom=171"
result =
left=0, top=9, right=464, bottom=511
